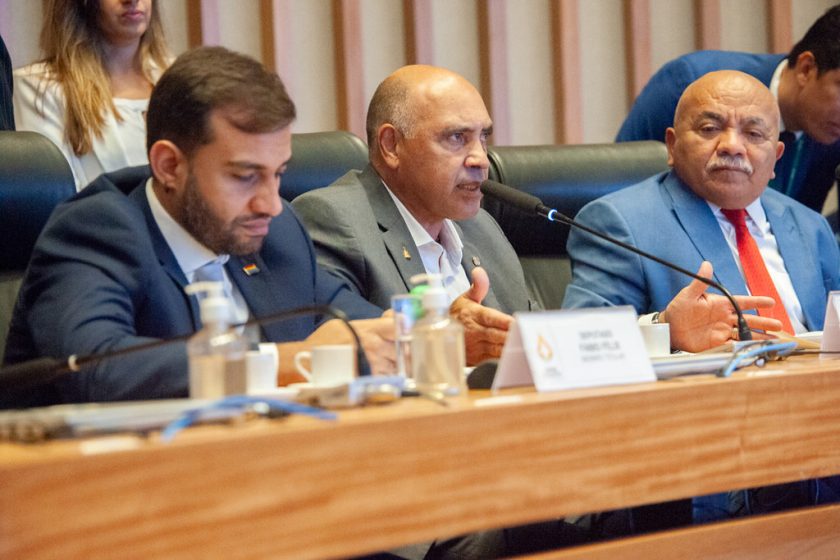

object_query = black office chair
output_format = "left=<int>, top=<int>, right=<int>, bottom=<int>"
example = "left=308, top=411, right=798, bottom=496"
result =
left=0, top=131, right=75, bottom=362
left=485, top=141, right=670, bottom=308
left=283, top=130, right=368, bottom=201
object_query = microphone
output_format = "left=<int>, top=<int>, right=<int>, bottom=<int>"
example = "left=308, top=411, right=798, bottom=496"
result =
left=0, top=304, right=371, bottom=406
left=480, top=179, right=753, bottom=342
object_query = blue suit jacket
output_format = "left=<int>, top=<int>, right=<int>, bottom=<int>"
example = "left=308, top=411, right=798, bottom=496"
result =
left=616, top=51, right=840, bottom=213
left=562, top=171, right=840, bottom=330
left=4, top=166, right=382, bottom=405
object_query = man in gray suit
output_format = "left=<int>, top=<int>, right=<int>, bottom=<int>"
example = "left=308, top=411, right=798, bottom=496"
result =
left=293, top=65, right=536, bottom=365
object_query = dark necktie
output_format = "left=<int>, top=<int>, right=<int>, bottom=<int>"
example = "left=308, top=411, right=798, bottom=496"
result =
left=720, top=208, right=793, bottom=334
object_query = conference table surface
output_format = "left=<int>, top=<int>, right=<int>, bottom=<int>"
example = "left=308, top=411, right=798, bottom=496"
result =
left=2, top=354, right=840, bottom=559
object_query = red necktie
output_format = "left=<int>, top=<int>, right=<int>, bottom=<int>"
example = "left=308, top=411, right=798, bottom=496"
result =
left=720, top=208, right=794, bottom=334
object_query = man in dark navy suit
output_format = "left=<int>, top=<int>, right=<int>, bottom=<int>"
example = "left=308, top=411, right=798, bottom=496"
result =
left=4, top=46, right=393, bottom=405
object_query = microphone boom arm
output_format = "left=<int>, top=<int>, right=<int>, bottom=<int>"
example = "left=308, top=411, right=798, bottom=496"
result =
left=481, top=179, right=752, bottom=342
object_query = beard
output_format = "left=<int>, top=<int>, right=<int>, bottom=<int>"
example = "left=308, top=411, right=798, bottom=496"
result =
left=181, top=173, right=266, bottom=256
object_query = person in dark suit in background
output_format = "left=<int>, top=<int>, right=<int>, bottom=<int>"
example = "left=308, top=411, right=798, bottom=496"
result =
left=4, top=46, right=393, bottom=406
left=617, top=4, right=840, bottom=216
left=0, top=34, right=13, bottom=130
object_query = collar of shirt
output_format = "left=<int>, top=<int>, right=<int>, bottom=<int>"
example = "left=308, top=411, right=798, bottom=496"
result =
left=707, top=197, right=768, bottom=238
left=382, top=180, right=470, bottom=302
left=145, top=178, right=230, bottom=281
left=382, top=181, right=465, bottom=272
left=769, top=58, right=803, bottom=141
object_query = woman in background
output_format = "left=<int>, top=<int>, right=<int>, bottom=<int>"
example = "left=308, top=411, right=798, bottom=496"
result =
left=14, top=0, right=169, bottom=190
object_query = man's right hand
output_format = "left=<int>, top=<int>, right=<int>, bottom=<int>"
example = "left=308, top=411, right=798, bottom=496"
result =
left=663, top=261, right=783, bottom=352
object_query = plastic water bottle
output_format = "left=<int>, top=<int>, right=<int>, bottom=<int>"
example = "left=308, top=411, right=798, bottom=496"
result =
left=185, top=281, right=248, bottom=398
left=409, top=273, right=466, bottom=396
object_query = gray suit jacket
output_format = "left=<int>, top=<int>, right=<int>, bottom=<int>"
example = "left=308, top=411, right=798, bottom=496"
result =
left=292, top=165, right=536, bottom=314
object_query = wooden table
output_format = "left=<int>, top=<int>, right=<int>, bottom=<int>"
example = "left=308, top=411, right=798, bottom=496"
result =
left=3, top=355, right=840, bottom=559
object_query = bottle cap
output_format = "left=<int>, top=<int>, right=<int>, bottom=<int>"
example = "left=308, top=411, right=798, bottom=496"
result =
left=410, top=273, right=448, bottom=310
left=185, top=281, right=231, bottom=326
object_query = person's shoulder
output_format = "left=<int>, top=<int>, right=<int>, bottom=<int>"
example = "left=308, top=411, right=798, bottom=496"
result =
left=37, top=177, right=150, bottom=261
left=14, top=61, right=48, bottom=76
left=762, top=187, right=825, bottom=218
left=13, top=62, right=62, bottom=102
left=57, top=168, right=147, bottom=218
left=291, top=170, right=368, bottom=209
left=14, top=62, right=54, bottom=82
left=599, top=172, right=667, bottom=204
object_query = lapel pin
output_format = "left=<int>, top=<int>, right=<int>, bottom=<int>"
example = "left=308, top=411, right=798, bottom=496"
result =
left=472, top=256, right=481, bottom=267
left=242, top=263, right=260, bottom=276
left=402, top=246, right=412, bottom=260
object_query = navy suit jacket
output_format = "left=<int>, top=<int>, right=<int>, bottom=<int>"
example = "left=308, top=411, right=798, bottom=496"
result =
left=4, top=166, right=381, bottom=405
left=616, top=51, right=840, bottom=213
left=563, top=171, right=840, bottom=330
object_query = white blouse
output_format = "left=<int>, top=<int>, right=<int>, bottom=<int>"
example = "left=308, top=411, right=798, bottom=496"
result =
left=13, top=62, right=155, bottom=191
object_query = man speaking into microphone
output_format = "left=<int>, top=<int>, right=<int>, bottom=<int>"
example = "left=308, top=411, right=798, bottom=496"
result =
left=563, top=70, right=840, bottom=353
left=293, top=65, right=537, bottom=365
left=3, top=47, right=394, bottom=406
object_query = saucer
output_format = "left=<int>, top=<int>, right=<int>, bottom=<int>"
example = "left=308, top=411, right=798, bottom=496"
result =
left=248, top=386, right=300, bottom=399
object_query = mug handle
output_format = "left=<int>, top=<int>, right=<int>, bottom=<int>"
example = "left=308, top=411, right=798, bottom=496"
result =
left=293, top=351, right=313, bottom=381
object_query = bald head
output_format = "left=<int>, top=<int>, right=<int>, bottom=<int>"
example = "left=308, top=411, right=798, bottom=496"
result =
left=665, top=70, right=785, bottom=209
left=364, top=65, right=492, bottom=238
left=674, top=70, right=780, bottom=136
left=366, top=65, right=487, bottom=157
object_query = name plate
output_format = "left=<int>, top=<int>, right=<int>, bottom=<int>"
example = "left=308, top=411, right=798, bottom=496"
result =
left=493, top=307, right=656, bottom=392
left=821, top=291, right=840, bottom=351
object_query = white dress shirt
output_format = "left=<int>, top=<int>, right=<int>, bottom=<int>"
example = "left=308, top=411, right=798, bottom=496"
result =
left=383, top=183, right=471, bottom=303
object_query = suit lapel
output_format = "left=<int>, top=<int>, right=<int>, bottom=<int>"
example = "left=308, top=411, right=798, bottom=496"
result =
left=131, top=184, right=200, bottom=330
left=665, top=173, right=749, bottom=297
left=762, top=194, right=822, bottom=329
left=361, top=167, right=427, bottom=291
left=459, top=223, right=501, bottom=309
left=225, top=252, right=289, bottom=340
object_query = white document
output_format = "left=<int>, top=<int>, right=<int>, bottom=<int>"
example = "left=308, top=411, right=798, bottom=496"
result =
left=493, top=307, right=656, bottom=392
left=821, top=291, right=840, bottom=352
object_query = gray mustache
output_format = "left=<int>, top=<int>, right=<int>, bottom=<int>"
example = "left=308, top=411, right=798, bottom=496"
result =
left=706, top=156, right=753, bottom=175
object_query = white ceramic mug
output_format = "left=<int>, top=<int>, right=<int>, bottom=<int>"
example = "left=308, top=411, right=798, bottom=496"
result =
left=640, top=323, right=671, bottom=357
left=293, top=345, right=355, bottom=386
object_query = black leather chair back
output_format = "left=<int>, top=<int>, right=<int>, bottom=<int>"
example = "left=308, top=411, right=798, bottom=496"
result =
left=283, top=131, right=368, bottom=201
left=0, top=131, right=75, bottom=272
left=0, top=131, right=75, bottom=363
left=484, top=141, right=669, bottom=308
left=485, top=141, right=669, bottom=257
